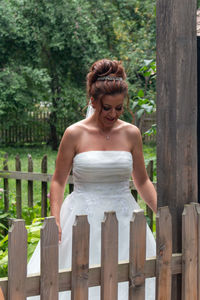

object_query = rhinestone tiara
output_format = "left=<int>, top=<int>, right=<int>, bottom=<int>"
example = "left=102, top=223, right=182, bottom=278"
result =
left=97, top=76, right=123, bottom=81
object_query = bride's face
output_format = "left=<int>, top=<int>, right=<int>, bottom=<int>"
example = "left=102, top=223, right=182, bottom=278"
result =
left=93, top=93, right=124, bottom=127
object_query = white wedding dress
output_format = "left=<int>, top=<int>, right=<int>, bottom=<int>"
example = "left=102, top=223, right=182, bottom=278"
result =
left=27, top=151, right=156, bottom=299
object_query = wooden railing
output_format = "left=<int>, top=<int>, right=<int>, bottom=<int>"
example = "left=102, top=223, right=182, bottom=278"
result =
left=0, top=154, right=156, bottom=229
left=0, top=203, right=199, bottom=299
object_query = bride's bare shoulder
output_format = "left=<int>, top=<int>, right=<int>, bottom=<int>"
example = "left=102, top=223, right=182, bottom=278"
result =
left=119, top=120, right=141, bottom=137
left=62, top=119, right=89, bottom=140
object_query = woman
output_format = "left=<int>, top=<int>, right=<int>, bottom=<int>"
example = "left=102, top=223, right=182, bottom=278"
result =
left=28, top=59, right=156, bottom=299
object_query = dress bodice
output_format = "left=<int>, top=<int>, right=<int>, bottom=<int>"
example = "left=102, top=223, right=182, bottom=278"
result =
left=72, top=151, right=133, bottom=196
left=73, top=151, right=133, bottom=183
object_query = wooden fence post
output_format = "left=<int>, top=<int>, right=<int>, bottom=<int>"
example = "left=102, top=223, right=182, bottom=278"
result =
left=15, top=155, right=22, bottom=218
left=129, top=209, right=146, bottom=300
left=41, top=217, right=59, bottom=300
left=156, top=207, right=172, bottom=300
left=28, top=154, right=33, bottom=208
left=3, top=153, right=9, bottom=211
left=146, top=160, right=154, bottom=230
left=101, top=212, right=118, bottom=300
left=71, top=215, right=90, bottom=300
left=8, top=219, right=27, bottom=300
left=182, top=203, right=198, bottom=300
left=41, top=155, right=47, bottom=217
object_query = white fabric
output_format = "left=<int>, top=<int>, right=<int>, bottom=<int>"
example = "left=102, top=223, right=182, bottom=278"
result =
left=86, top=103, right=95, bottom=118
left=27, top=151, right=156, bottom=299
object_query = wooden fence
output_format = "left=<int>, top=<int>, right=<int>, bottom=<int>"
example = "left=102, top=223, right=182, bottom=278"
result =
left=0, top=202, right=199, bottom=299
left=0, top=154, right=155, bottom=229
left=0, top=112, right=156, bottom=145
left=0, top=112, right=68, bottom=145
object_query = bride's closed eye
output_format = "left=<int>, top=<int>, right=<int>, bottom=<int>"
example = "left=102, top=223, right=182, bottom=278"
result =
left=103, top=106, right=123, bottom=111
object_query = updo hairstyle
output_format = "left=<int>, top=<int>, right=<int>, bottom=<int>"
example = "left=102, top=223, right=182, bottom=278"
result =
left=86, top=59, right=128, bottom=102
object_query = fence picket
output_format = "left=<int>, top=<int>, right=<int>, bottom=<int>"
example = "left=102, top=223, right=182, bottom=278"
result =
left=3, top=153, right=9, bottom=211
left=101, top=212, right=118, bottom=300
left=182, top=203, right=198, bottom=300
left=28, top=154, right=33, bottom=207
left=41, top=155, right=48, bottom=217
left=129, top=209, right=146, bottom=300
left=156, top=207, right=172, bottom=300
left=71, top=215, right=90, bottom=300
left=8, top=220, right=27, bottom=300
left=146, top=161, right=154, bottom=230
left=15, top=155, right=22, bottom=218
left=40, top=217, right=59, bottom=300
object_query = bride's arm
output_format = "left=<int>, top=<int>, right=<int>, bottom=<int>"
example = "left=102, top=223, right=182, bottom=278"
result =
left=50, top=127, right=76, bottom=241
left=130, top=126, right=157, bottom=214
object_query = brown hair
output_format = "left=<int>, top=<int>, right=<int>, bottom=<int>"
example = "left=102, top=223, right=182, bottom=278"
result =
left=86, top=59, right=128, bottom=101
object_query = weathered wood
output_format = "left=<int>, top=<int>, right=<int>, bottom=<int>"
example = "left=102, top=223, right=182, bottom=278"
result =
left=157, top=0, right=197, bottom=298
left=71, top=216, right=89, bottom=300
left=146, top=160, right=153, bottom=230
left=156, top=207, right=172, bottom=300
left=3, top=153, right=9, bottom=211
left=129, top=210, right=146, bottom=300
left=41, top=155, right=47, bottom=217
left=0, top=253, right=182, bottom=297
left=41, top=217, right=59, bottom=300
left=8, top=220, right=27, bottom=300
left=182, top=204, right=198, bottom=300
left=101, top=212, right=118, bottom=300
left=195, top=204, right=200, bottom=300
left=15, top=155, right=22, bottom=218
left=28, top=154, right=33, bottom=207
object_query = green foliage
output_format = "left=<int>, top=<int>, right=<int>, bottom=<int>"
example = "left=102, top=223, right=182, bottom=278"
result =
left=0, top=0, right=156, bottom=148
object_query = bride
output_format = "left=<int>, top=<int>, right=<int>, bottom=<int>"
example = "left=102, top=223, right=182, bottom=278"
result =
left=28, top=59, right=157, bottom=299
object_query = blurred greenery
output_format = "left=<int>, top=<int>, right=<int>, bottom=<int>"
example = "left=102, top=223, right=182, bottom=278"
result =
left=0, top=0, right=156, bottom=149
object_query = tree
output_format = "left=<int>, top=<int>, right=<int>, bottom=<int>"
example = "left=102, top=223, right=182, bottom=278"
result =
left=0, top=0, right=156, bottom=148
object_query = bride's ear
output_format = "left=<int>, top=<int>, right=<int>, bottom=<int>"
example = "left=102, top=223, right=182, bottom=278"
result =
left=90, top=97, right=97, bottom=109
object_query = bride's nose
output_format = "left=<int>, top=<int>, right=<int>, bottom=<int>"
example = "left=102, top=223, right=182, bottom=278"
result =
left=109, top=108, right=117, bottom=117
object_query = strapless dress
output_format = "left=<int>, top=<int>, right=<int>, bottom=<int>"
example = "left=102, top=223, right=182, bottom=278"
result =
left=27, top=151, right=156, bottom=299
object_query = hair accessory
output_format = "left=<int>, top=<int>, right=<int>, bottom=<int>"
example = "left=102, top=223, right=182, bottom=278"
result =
left=97, top=76, right=123, bottom=81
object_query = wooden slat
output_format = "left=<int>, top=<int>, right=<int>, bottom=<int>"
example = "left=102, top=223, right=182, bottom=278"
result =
left=41, top=217, right=59, bottom=300
left=101, top=212, right=118, bottom=300
left=8, top=220, right=27, bottom=300
left=146, top=160, right=154, bottom=230
left=41, top=155, right=47, bottom=217
left=129, top=210, right=146, bottom=300
left=0, top=254, right=182, bottom=297
left=156, top=207, right=172, bottom=300
left=182, top=204, right=198, bottom=300
left=15, top=155, right=22, bottom=218
left=28, top=154, right=33, bottom=207
left=71, top=215, right=90, bottom=300
left=3, top=153, right=9, bottom=211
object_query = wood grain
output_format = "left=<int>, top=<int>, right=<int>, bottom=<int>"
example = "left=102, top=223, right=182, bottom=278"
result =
left=8, top=220, right=27, bottom=300
left=156, top=207, right=172, bottom=300
left=129, top=210, right=146, bottom=300
left=41, top=217, right=59, bottom=300
left=71, top=215, right=90, bottom=300
left=182, top=204, right=198, bottom=300
left=101, top=212, right=118, bottom=300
